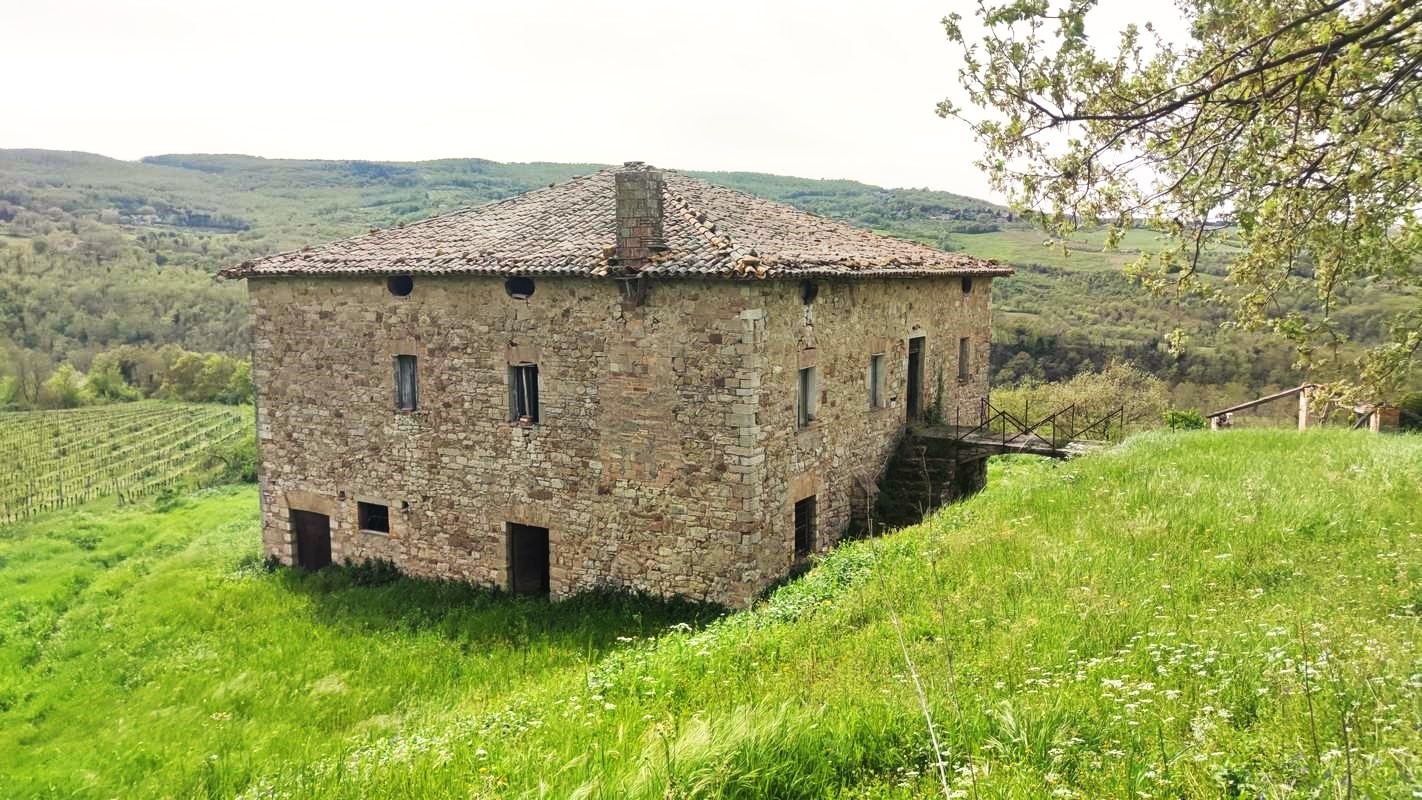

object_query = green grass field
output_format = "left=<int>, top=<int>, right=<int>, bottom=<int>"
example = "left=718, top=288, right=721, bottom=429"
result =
left=949, top=225, right=1227, bottom=274
left=1, top=430, right=1418, bottom=798
left=0, top=401, right=252, bottom=525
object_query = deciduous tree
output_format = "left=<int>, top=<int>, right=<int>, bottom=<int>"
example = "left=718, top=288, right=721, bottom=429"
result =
left=940, top=0, right=1422, bottom=397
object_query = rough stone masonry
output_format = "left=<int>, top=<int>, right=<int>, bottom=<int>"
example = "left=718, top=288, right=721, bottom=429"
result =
left=222, top=163, right=1011, bottom=607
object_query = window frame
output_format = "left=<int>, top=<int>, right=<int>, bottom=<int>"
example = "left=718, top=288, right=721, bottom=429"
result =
left=868, top=353, right=885, bottom=409
left=509, top=363, right=541, bottom=424
left=357, top=501, right=391, bottom=535
left=796, top=366, right=818, bottom=428
left=394, top=354, right=418, bottom=411
left=794, top=496, right=817, bottom=558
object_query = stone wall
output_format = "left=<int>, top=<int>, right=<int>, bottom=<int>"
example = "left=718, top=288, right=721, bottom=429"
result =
left=752, top=275, right=992, bottom=563
left=247, top=272, right=993, bottom=606
left=250, top=275, right=774, bottom=605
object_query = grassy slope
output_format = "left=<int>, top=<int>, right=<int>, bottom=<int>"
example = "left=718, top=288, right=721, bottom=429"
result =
left=2, top=431, right=1420, bottom=798
left=0, top=489, right=716, bottom=798
left=294, top=430, right=1422, bottom=799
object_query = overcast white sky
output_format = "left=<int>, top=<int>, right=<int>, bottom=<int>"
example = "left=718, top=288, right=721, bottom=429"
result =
left=5, top=0, right=1171, bottom=199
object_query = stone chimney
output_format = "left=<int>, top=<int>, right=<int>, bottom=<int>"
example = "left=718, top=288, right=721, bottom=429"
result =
left=614, top=161, right=664, bottom=272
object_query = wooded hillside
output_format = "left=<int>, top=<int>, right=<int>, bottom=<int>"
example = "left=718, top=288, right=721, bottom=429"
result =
left=6, top=148, right=1401, bottom=409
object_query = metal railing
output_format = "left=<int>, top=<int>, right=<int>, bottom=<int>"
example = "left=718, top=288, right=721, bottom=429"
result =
left=950, top=400, right=1126, bottom=454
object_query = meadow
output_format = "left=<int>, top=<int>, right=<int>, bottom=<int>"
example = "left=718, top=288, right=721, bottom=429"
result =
left=1, top=429, right=1418, bottom=798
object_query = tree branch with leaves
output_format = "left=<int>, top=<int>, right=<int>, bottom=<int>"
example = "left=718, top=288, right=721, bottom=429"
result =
left=941, top=0, right=1422, bottom=398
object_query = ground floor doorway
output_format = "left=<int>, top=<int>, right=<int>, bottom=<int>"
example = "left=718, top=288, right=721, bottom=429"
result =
left=291, top=510, right=331, bottom=570
left=508, top=523, right=550, bottom=597
left=907, top=336, right=925, bottom=419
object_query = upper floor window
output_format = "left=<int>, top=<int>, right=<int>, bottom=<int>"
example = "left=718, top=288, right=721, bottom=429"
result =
left=510, top=363, right=540, bottom=424
left=797, top=366, right=818, bottom=428
left=387, top=275, right=414, bottom=297
left=961, top=276, right=973, bottom=294
left=394, top=355, right=418, bottom=411
left=868, top=353, right=885, bottom=409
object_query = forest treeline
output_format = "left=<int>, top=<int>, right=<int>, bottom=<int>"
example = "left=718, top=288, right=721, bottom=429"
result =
left=3, top=344, right=250, bottom=410
left=3, top=148, right=1399, bottom=413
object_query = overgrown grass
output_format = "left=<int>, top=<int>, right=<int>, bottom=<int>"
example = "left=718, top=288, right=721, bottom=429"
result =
left=0, top=489, right=718, bottom=798
left=2, top=430, right=1419, bottom=798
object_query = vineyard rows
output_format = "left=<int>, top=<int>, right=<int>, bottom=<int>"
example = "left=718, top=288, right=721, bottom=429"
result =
left=0, top=401, right=252, bottom=526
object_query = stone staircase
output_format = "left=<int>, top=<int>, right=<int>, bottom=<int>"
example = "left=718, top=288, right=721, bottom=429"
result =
left=862, top=430, right=988, bottom=532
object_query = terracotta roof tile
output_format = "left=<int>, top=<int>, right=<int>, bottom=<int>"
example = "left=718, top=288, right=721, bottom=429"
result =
left=219, top=167, right=1011, bottom=280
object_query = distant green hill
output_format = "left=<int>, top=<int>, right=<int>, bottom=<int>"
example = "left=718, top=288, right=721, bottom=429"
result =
left=5, top=147, right=1393, bottom=402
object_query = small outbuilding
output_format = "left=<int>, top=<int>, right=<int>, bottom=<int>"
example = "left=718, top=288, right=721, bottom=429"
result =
left=220, top=162, right=1011, bottom=606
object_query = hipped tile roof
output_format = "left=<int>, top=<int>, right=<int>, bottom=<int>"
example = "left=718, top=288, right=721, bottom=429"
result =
left=219, top=166, right=1011, bottom=280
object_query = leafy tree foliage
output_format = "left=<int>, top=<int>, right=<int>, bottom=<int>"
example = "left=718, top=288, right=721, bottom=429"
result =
left=87, top=352, right=143, bottom=402
left=1162, top=408, right=1208, bottom=430
left=0, top=344, right=251, bottom=411
left=1400, top=391, right=1422, bottom=430
left=941, top=0, right=1422, bottom=398
left=1, top=148, right=1409, bottom=411
left=991, top=361, right=1170, bottom=429
left=40, top=363, right=86, bottom=408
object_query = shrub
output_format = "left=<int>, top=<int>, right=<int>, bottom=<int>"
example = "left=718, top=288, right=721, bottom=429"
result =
left=40, top=363, right=87, bottom=409
left=343, top=558, right=403, bottom=587
left=87, top=353, right=142, bottom=402
left=151, top=484, right=186, bottom=512
left=1400, top=392, right=1422, bottom=431
left=207, top=431, right=258, bottom=483
left=993, top=361, right=1169, bottom=435
left=1162, top=408, right=1207, bottom=430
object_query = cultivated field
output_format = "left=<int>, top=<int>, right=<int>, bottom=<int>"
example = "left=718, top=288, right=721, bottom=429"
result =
left=0, top=430, right=1418, bottom=798
left=0, top=401, right=251, bottom=525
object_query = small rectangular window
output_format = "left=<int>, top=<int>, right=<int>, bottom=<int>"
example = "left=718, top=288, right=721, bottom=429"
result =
left=796, top=366, right=817, bottom=428
left=358, top=501, right=390, bottom=534
left=958, top=337, right=971, bottom=380
left=395, top=355, right=418, bottom=411
left=510, top=364, right=540, bottom=424
left=907, top=336, right=925, bottom=419
left=794, top=496, right=817, bottom=558
left=868, top=354, right=885, bottom=409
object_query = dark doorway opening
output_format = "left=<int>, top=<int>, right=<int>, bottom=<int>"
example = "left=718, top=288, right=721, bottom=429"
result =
left=508, top=523, right=550, bottom=597
left=794, top=496, right=817, bottom=558
left=907, top=336, right=925, bottom=420
left=291, top=510, right=331, bottom=570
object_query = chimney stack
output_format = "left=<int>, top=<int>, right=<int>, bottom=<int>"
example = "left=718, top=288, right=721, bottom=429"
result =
left=614, top=161, right=664, bottom=272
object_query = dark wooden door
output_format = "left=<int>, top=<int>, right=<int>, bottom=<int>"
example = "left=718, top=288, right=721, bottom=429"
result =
left=291, top=510, right=331, bottom=570
left=508, top=524, right=549, bottom=597
left=907, top=336, right=925, bottom=419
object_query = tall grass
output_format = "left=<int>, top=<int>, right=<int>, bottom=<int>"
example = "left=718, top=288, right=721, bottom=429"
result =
left=2, top=429, right=1419, bottom=798
left=0, top=489, right=718, bottom=798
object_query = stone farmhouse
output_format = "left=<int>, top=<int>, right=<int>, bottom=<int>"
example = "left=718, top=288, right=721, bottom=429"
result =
left=220, top=163, right=1011, bottom=607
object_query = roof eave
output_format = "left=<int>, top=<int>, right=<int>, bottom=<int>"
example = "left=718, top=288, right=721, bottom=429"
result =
left=219, top=261, right=1013, bottom=280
